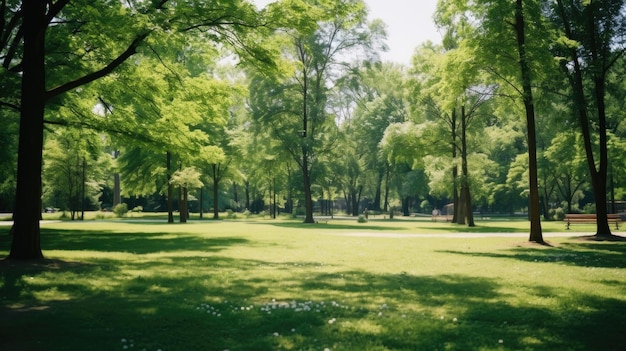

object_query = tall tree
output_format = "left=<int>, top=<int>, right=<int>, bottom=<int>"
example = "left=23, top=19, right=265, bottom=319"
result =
left=548, top=0, right=626, bottom=238
left=435, top=0, right=551, bottom=240
left=4, top=0, right=268, bottom=259
left=251, top=0, right=380, bottom=223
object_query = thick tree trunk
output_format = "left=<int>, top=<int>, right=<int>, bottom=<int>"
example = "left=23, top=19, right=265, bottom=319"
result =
left=9, top=0, right=47, bottom=260
left=515, top=0, right=543, bottom=243
left=590, top=76, right=611, bottom=237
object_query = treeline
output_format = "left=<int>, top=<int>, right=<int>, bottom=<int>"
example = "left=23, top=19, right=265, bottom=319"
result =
left=1, top=0, right=625, bottom=258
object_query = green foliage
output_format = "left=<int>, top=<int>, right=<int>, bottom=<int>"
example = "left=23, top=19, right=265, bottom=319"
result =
left=226, top=209, right=237, bottom=219
left=170, top=167, right=203, bottom=190
left=112, top=203, right=128, bottom=218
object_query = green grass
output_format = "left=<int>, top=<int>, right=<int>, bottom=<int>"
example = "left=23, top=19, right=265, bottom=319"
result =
left=1, top=216, right=625, bottom=350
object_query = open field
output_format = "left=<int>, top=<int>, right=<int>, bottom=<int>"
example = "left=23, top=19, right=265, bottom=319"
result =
left=1, top=216, right=625, bottom=350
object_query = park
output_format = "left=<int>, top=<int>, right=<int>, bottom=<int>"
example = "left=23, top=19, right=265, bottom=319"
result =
left=1, top=213, right=625, bottom=350
left=2, top=0, right=626, bottom=349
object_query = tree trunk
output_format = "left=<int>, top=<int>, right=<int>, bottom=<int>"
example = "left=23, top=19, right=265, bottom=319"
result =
left=9, top=0, right=47, bottom=260
left=81, top=158, right=86, bottom=220
left=383, top=166, right=390, bottom=212
left=199, top=187, right=203, bottom=219
left=373, top=171, right=383, bottom=211
left=302, top=148, right=314, bottom=223
left=402, top=197, right=410, bottom=216
left=450, top=109, right=459, bottom=223
left=179, top=185, right=185, bottom=223
left=460, top=106, right=475, bottom=226
left=456, top=182, right=466, bottom=225
left=167, top=152, right=174, bottom=223
left=213, top=164, right=220, bottom=220
left=181, top=187, right=188, bottom=223
left=515, top=0, right=543, bottom=243
left=211, top=163, right=221, bottom=219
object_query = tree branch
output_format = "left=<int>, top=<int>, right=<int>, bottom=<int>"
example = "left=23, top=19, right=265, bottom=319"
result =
left=45, top=32, right=149, bottom=100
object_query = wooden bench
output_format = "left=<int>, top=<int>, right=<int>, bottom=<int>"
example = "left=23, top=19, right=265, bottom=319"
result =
left=564, top=213, right=622, bottom=230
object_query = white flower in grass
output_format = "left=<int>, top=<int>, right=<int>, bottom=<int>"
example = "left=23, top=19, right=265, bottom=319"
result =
left=324, top=348, right=331, bottom=351
left=273, top=332, right=280, bottom=337
left=498, top=339, right=503, bottom=344
left=453, top=318, right=458, bottom=322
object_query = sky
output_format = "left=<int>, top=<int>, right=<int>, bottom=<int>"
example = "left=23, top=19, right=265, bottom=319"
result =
left=252, top=0, right=442, bottom=65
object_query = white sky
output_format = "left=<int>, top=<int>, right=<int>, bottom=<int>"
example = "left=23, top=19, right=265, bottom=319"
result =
left=252, top=0, right=442, bottom=65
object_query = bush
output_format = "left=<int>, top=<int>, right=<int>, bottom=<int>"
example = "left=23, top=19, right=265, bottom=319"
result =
left=131, top=206, right=143, bottom=213
left=357, top=214, right=367, bottom=223
left=226, top=209, right=237, bottom=219
left=582, top=203, right=596, bottom=214
left=550, top=207, right=565, bottom=221
left=113, top=203, right=128, bottom=218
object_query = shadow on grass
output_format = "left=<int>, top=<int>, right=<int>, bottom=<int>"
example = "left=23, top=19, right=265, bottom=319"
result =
left=422, top=223, right=528, bottom=233
left=39, top=228, right=249, bottom=254
left=439, top=240, right=626, bottom=269
left=258, top=221, right=404, bottom=231
left=2, top=251, right=625, bottom=350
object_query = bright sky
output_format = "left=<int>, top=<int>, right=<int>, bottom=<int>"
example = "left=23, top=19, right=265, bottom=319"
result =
left=252, top=0, right=442, bottom=65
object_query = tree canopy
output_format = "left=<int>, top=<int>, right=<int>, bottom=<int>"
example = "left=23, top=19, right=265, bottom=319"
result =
left=2, top=0, right=626, bottom=259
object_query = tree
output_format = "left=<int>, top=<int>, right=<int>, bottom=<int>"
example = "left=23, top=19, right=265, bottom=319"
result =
left=42, top=128, right=104, bottom=219
left=170, top=167, right=203, bottom=223
left=435, top=0, right=549, bottom=240
left=5, top=0, right=268, bottom=259
left=251, top=0, right=380, bottom=223
left=548, top=0, right=626, bottom=238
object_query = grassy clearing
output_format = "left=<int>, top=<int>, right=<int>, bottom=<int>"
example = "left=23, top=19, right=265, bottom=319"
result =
left=1, top=217, right=625, bottom=351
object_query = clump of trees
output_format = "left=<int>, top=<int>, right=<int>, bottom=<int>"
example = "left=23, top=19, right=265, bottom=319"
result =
left=2, top=0, right=625, bottom=259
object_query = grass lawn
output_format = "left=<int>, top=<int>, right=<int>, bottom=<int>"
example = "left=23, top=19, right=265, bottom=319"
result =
left=1, top=215, right=625, bottom=350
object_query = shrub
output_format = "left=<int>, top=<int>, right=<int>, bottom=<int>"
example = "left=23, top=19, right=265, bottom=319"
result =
left=131, top=206, right=143, bottom=213
left=113, top=203, right=128, bottom=218
left=357, top=214, right=367, bottom=223
left=226, top=209, right=237, bottom=219
left=582, top=203, right=596, bottom=214
left=550, top=207, right=565, bottom=221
